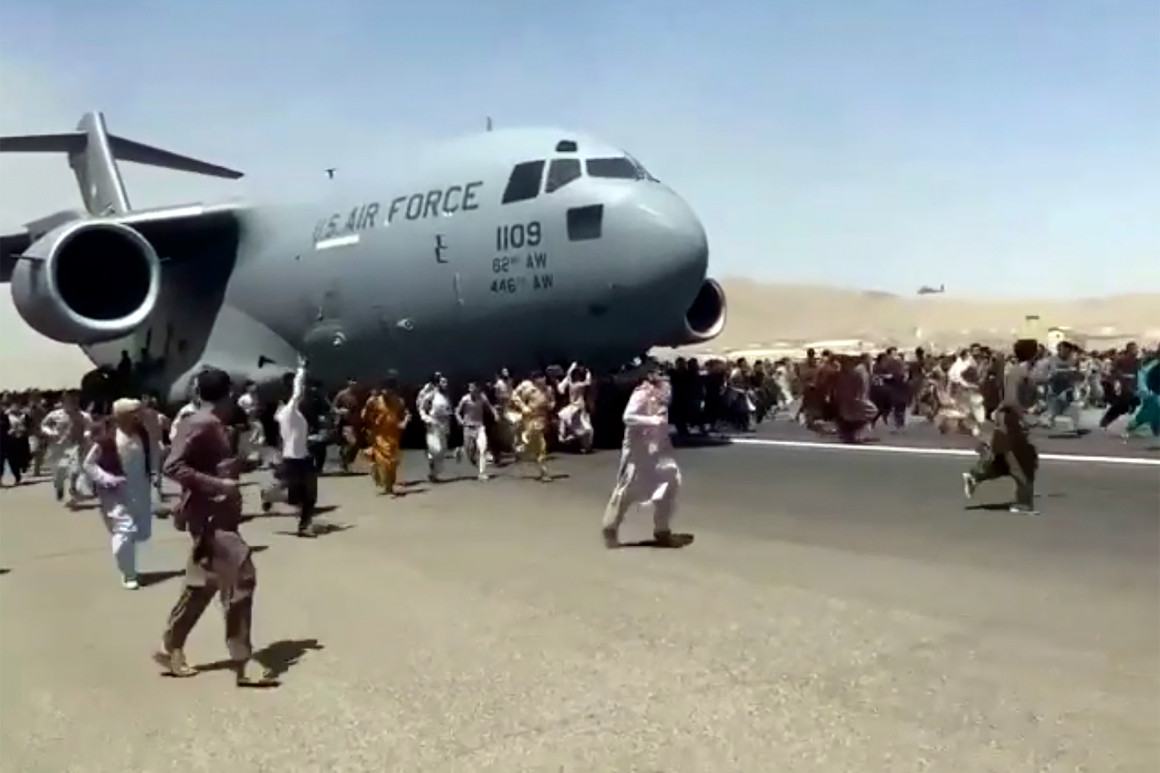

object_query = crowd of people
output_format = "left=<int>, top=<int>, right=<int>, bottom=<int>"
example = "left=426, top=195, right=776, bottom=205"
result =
left=667, top=340, right=1160, bottom=442
left=0, top=355, right=686, bottom=684
left=2, top=339, right=1157, bottom=496
left=1, top=337, right=1156, bottom=685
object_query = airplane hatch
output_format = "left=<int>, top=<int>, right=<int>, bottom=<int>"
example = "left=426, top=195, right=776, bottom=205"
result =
left=567, top=205, right=603, bottom=241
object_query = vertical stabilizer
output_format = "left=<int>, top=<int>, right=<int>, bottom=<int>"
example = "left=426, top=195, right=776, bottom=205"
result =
left=0, top=111, right=244, bottom=216
left=71, top=111, right=131, bottom=215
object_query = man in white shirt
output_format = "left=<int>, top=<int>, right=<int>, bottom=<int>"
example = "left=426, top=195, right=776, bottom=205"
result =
left=455, top=382, right=495, bottom=480
left=418, top=374, right=454, bottom=482
left=274, top=356, right=317, bottom=537
left=602, top=368, right=683, bottom=549
left=170, top=399, right=200, bottom=443
left=947, top=349, right=985, bottom=437
left=236, top=381, right=265, bottom=465
left=39, top=390, right=92, bottom=507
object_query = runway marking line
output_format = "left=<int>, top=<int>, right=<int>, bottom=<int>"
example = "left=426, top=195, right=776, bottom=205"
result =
left=729, top=437, right=1160, bottom=467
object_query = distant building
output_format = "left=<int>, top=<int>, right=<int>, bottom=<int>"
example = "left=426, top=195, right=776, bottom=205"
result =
left=1046, top=326, right=1070, bottom=349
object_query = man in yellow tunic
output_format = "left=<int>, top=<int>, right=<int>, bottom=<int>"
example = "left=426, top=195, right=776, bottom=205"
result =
left=512, top=372, right=554, bottom=481
left=360, top=374, right=410, bottom=495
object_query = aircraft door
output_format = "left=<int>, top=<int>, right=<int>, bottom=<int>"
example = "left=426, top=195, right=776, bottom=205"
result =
left=383, top=229, right=464, bottom=341
left=433, top=230, right=466, bottom=317
left=301, top=284, right=351, bottom=377
left=355, top=235, right=457, bottom=378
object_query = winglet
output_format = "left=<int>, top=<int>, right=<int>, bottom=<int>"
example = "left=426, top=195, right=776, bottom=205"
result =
left=0, top=111, right=243, bottom=215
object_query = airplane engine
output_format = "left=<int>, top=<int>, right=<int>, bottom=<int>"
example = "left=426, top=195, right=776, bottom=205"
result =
left=10, top=220, right=161, bottom=345
left=663, top=277, right=727, bottom=346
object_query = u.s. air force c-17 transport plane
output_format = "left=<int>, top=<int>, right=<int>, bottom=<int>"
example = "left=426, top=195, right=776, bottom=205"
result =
left=0, top=112, right=725, bottom=401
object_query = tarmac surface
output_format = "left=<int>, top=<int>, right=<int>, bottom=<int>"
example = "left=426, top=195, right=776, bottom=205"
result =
left=1, top=429, right=1157, bottom=772
left=746, top=406, right=1160, bottom=459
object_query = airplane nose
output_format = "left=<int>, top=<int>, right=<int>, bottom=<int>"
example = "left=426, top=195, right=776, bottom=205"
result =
left=627, top=187, right=709, bottom=295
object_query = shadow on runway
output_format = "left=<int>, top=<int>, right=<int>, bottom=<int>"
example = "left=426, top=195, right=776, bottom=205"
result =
left=380, top=480, right=430, bottom=498
left=138, top=570, right=185, bottom=588
left=0, top=568, right=9, bottom=575
left=1045, top=430, right=1093, bottom=440
left=255, top=637, right=325, bottom=678
left=436, top=473, right=491, bottom=484
left=195, top=637, right=325, bottom=683
left=6, top=478, right=50, bottom=488
left=243, top=504, right=339, bottom=524
left=964, top=502, right=1015, bottom=512
left=250, top=545, right=269, bottom=554
left=617, top=533, right=695, bottom=549
left=388, top=488, right=428, bottom=498
left=274, top=523, right=354, bottom=539
left=672, top=434, right=732, bottom=449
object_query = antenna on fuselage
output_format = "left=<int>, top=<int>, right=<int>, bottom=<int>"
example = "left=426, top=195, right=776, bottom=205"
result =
left=486, top=117, right=493, bottom=132
left=325, top=167, right=336, bottom=179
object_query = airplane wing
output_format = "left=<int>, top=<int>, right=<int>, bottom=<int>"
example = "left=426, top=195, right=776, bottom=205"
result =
left=0, top=201, right=248, bottom=282
left=0, top=232, right=31, bottom=281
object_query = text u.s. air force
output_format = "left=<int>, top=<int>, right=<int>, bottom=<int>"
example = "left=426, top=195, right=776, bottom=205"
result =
left=312, top=181, right=484, bottom=242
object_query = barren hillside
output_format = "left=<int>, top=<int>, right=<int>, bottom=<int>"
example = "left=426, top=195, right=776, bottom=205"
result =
left=707, top=279, right=1160, bottom=352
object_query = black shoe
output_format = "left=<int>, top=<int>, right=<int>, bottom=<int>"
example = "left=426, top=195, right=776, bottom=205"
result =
left=235, top=660, right=280, bottom=688
left=653, top=531, right=694, bottom=548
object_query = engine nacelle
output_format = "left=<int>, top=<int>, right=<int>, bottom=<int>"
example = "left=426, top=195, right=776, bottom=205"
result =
left=660, top=277, right=727, bottom=347
left=10, top=220, right=161, bottom=345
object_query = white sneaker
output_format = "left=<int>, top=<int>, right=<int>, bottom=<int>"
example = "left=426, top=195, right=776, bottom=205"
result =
left=478, top=473, right=490, bottom=481
left=961, top=472, right=977, bottom=499
left=122, top=577, right=139, bottom=590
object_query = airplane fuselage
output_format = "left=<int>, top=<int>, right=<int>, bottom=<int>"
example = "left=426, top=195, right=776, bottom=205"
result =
left=5, top=119, right=722, bottom=402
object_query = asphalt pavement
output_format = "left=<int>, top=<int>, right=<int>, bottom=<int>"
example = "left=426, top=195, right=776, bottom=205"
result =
left=744, top=406, right=1160, bottom=459
left=0, top=433, right=1156, bottom=772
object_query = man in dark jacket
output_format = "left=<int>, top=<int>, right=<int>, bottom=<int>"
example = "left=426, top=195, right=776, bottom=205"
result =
left=962, top=339, right=1041, bottom=514
left=155, top=367, right=279, bottom=687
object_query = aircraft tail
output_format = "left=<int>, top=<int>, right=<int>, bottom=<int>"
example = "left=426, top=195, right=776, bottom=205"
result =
left=0, top=111, right=244, bottom=216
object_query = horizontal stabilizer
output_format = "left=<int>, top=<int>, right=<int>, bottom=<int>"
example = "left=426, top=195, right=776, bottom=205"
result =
left=108, top=134, right=243, bottom=179
left=0, top=130, right=243, bottom=179
left=0, top=111, right=243, bottom=215
left=0, top=133, right=86, bottom=153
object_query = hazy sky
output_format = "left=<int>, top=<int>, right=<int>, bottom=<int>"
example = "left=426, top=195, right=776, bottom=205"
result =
left=0, top=0, right=1157, bottom=381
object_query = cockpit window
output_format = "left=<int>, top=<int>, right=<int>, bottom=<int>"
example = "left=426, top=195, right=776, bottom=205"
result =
left=502, top=160, right=546, bottom=204
left=624, top=153, right=658, bottom=182
left=586, top=157, right=646, bottom=180
left=545, top=158, right=582, bottom=193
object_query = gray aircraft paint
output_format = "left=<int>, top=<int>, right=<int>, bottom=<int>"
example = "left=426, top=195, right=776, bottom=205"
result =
left=2, top=113, right=725, bottom=403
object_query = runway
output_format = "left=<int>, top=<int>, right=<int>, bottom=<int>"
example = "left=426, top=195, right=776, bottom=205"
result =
left=743, top=406, right=1160, bottom=462
left=1, top=437, right=1156, bottom=772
